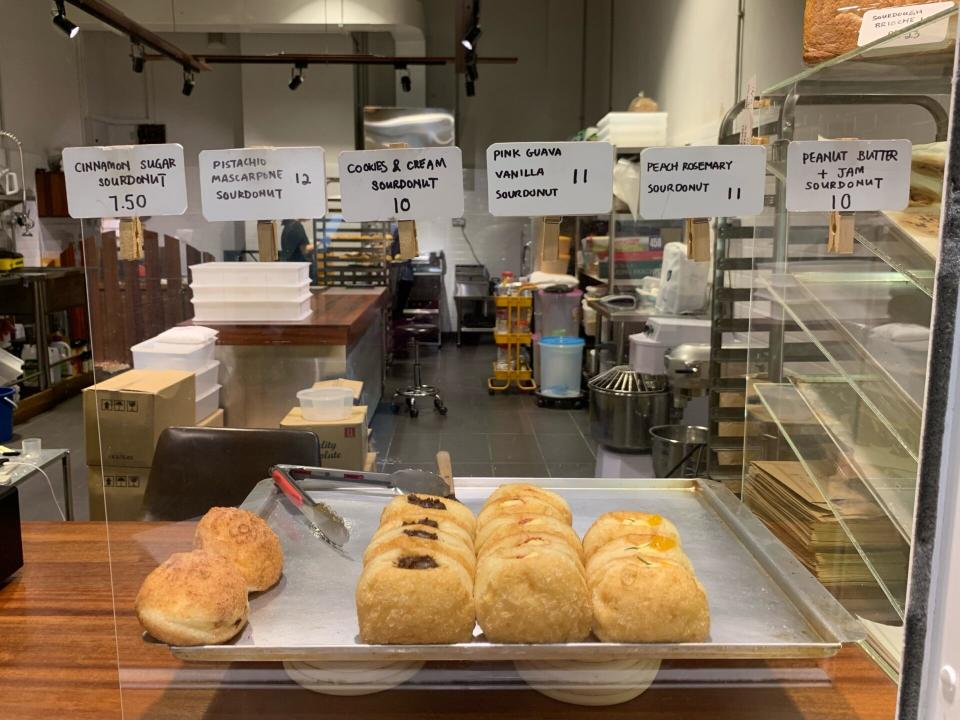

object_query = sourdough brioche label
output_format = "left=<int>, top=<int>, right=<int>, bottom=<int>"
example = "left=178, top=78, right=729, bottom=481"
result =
left=786, top=139, right=911, bottom=212
left=857, top=2, right=953, bottom=47
left=63, top=144, right=187, bottom=218
left=199, top=147, right=326, bottom=221
left=639, top=145, right=766, bottom=219
left=486, top=141, right=614, bottom=216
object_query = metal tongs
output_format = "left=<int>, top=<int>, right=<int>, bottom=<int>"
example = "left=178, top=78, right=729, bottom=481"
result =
left=270, top=455, right=455, bottom=548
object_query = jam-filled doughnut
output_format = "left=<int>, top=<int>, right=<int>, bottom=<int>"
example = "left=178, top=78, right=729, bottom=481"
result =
left=582, top=511, right=680, bottom=559
left=482, top=484, right=573, bottom=525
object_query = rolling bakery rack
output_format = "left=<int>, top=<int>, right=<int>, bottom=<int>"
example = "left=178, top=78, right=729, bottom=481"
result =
left=487, top=293, right=536, bottom=393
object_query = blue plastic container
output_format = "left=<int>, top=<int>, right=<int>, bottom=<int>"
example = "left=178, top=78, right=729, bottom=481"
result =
left=538, top=336, right=585, bottom=398
left=0, top=387, right=16, bottom=442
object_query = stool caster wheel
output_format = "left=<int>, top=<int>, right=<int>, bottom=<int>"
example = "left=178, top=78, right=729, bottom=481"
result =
left=537, top=397, right=545, bottom=407
left=435, top=397, right=447, bottom=415
left=410, top=407, right=420, bottom=418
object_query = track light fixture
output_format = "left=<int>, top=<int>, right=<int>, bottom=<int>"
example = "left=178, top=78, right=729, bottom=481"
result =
left=466, top=61, right=479, bottom=82
left=52, top=0, right=79, bottom=38
left=461, top=25, right=481, bottom=51
left=465, top=79, right=476, bottom=97
left=288, top=63, right=306, bottom=91
left=130, top=42, right=145, bottom=74
left=182, top=68, right=196, bottom=96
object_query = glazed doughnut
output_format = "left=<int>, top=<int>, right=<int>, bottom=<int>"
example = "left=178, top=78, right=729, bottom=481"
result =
left=356, top=547, right=476, bottom=644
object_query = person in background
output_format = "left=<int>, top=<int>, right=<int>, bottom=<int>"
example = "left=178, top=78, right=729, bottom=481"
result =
left=280, top=218, right=316, bottom=283
left=390, top=223, right=415, bottom=321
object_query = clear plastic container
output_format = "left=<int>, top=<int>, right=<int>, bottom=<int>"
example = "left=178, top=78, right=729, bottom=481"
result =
left=131, top=337, right=216, bottom=372
left=537, top=289, right=582, bottom=338
left=194, top=360, right=220, bottom=397
left=191, top=293, right=313, bottom=322
left=496, top=346, right=514, bottom=371
left=297, top=387, right=354, bottom=421
left=189, top=262, right=311, bottom=287
left=538, top=336, right=585, bottom=398
left=195, top=383, right=221, bottom=423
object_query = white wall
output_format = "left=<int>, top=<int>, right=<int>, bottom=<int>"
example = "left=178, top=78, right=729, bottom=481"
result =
left=0, top=0, right=84, bottom=186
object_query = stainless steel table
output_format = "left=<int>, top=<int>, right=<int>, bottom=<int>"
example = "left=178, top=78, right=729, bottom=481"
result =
left=0, top=448, right=73, bottom=520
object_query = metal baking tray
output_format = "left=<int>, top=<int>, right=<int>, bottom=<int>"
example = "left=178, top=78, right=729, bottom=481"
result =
left=168, top=477, right=864, bottom=662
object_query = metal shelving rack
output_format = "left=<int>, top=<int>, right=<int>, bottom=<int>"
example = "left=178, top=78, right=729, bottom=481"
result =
left=313, top=196, right=390, bottom=287
left=709, top=7, right=957, bottom=680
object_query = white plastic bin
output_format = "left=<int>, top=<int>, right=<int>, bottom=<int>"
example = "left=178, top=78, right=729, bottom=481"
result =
left=191, top=293, right=313, bottom=322
left=131, top=338, right=216, bottom=372
left=538, top=336, right=585, bottom=398
left=195, top=383, right=221, bottom=423
left=194, top=360, right=220, bottom=397
left=191, top=281, right=310, bottom=303
left=298, top=387, right=353, bottom=421
left=189, top=262, right=310, bottom=287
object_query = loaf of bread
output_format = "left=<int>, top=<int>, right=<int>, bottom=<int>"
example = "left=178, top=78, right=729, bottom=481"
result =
left=803, top=0, right=937, bottom=64
left=194, top=506, right=284, bottom=592
left=135, top=550, right=249, bottom=646
left=483, top=483, right=573, bottom=524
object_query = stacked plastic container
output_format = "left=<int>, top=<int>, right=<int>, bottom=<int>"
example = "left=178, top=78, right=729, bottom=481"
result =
left=131, top=326, right=221, bottom=423
left=189, top=262, right=313, bottom=322
left=597, top=112, right=667, bottom=149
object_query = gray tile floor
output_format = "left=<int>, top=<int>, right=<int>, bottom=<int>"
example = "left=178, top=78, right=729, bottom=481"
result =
left=372, top=340, right=596, bottom=479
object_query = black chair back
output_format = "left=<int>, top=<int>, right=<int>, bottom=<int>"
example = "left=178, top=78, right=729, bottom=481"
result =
left=142, top=427, right=320, bottom=520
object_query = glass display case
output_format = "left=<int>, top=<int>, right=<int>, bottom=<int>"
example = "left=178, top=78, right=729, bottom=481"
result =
left=716, top=6, right=958, bottom=681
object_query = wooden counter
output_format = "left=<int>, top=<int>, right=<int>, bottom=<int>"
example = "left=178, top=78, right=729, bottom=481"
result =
left=0, top=522, right=898, bottom=720
left=184, top=288, right=387, bottom=347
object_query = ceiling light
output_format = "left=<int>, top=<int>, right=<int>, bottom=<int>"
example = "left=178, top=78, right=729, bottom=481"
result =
left=130, top=42, right=145, bottom=74
left=52, top=1, right=79, bottom=38
left=461, top=25, right=481, bottom=51
left=289, top=63, right=305, bottom=91
left=182, top=69, right=196, bottom=96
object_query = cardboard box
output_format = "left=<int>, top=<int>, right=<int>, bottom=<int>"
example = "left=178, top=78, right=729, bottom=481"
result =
left=83, top=370, right=195, bottom=467
left=87, top=465, right=150, bottom=521
left=312, top=378, right=364, bottom=401
left=280, top=405, right=368, bottom=470
left=364, top=451, right=377, bottom=472
left=197, top=407, right=225, bottom=428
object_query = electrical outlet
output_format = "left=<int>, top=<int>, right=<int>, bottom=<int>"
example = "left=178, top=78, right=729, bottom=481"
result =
left=451, top=217, right=466, bottom=228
